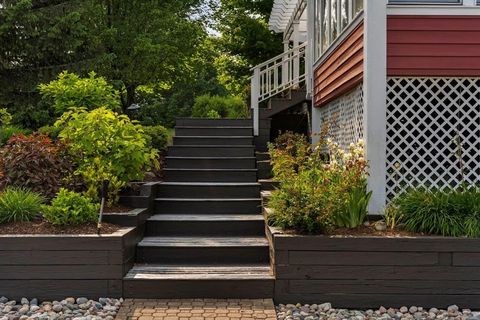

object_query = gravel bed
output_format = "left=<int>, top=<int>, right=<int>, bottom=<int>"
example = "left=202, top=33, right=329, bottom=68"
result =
left=277, top=303, right=480, bottom=320
left=0, top=297, right=122, bottom=320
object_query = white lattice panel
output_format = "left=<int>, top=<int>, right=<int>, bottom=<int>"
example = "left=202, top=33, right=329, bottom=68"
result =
left=386, top=77, right=480, bottom=199
left=318, top=84, right=364, bottom=151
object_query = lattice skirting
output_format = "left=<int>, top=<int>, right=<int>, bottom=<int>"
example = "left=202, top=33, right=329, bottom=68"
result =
left=386, top=77, right=480, bottom=200
left=318, top=83, right=364, bottom=151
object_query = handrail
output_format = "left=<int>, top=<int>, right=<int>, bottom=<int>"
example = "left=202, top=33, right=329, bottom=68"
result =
left=251, top=42, right=308, bottom=136
left=251, top=42, right=307, bottom=71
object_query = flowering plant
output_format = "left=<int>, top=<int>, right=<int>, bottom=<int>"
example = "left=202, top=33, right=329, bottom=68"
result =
left=268, top=132, right=371, bottom=233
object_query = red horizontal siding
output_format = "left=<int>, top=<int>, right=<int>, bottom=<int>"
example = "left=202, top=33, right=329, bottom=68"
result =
left=388, top=16, right=480, bottom=77
left=314, top=22, right=364, bottom=108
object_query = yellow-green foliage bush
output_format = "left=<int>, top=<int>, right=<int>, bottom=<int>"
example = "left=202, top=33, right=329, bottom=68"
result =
left=39, top=71, right=120, bottom=114
left=56, top=107, right=159, bottom=204
left=192, top=95, right=247, bottom=118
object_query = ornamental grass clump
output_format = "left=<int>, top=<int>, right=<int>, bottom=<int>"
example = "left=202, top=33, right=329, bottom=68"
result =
left=267, top=132, right=371, bottom=234
left=0, top=187, right=45, bottom=223
left=395, top=187, right=480, bottom=237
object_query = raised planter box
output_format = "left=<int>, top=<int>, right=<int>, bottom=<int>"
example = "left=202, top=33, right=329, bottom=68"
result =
left=267, top=226, right=480, bottom=309
left=0, top=227, right=143, bottom=300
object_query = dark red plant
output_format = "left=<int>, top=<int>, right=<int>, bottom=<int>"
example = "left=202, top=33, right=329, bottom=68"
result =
left=0, top=133, right=76, bottom=198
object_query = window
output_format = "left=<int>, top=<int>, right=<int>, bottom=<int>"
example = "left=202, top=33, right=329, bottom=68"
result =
left=314, top=0, right=364, bottom=60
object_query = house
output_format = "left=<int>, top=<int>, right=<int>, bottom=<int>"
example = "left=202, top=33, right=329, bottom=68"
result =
left=252, top=0, right=480, bottom=213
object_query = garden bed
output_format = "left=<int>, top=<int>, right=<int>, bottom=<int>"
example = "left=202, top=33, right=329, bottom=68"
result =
left=267, top=226, right=480, bottom=309
left=0, top=226, right=142, bottom=300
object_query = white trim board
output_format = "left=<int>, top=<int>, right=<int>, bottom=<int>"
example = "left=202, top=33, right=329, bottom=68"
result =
left=388, top=5, right=480, bottom=15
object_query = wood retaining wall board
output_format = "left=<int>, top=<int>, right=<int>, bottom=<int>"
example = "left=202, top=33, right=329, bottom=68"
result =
left=267, top=226, right=480, bottom=308
left=0, top=227, right=143, bottom=300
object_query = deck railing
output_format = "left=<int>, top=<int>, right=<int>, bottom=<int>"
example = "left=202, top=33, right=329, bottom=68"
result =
left=251, top=42, right=308, bottom=135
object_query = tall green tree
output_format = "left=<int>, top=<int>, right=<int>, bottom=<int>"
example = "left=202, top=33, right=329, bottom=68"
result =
left=214, top=0, right=283, bottom=94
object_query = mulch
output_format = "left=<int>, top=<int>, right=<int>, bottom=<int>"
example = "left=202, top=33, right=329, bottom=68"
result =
left=103, top=204, right=133, bottom=213
left=0, top=219, right=122, bottom=235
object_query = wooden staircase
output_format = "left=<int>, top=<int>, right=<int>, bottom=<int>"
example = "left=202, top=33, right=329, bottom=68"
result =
left=123, top=118, right=274, bottom=298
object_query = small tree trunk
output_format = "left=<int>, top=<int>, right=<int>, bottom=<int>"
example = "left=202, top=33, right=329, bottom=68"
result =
left=121, top=84, right=136, bottom=112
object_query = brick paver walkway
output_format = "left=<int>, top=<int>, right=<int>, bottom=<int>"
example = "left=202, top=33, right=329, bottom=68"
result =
left=115, top=299, right=277, bottom=320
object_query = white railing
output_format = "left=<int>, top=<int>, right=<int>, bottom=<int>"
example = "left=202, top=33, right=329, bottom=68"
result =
left=251, top=42, right=308, bottom=135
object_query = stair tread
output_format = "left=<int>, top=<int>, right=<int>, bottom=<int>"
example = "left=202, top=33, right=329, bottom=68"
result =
left=175, top=136, right=252, bottom=138
left=159, top=182, right=260, bottom=186
left=139, top=236, right=269, bottom=247
left=125, top=264, right=273, bottom=280
left=149, top=214, right=264, bottom=222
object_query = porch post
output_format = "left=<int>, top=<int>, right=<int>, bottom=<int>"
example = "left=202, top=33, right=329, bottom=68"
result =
left=306, top=0, right=315, bottom=98
left=282, top=40, right=290, bottom=85
left=293, top=21, right=301, bottom=83
left=364, top=0, right=388, bottom=214
left=251, top=68, right=260, bottom=136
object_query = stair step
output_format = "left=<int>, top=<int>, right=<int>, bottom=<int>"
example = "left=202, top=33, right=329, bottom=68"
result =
left=136, top=236, right=269, bottom=264
left=257, top=160, right=273, bottom=179
left=125, top=264, right=272, bottom=279
left=166, top=157, right=256, bottom=169
left=174, top=136, right=253, bottom=146
left=157, top=182, right=261, bottom=199
left=176, top=118, right=252, bottom=127
left=146, top=214, right=265, bottom=236
left=168, top=146, right=254, bottom=157
left=259, top=179, right=280, bottom=191
left=163, top=168, right=257, bottom=182
left=256, top=152, right=270, bottom=161
left=155, top=198, right=262, bottom=214
left=176, top=126, right=253, bottom=137
left=123, top=264, right=274, bottom=298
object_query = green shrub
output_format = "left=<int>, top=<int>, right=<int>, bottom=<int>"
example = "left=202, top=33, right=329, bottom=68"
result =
left=0, top=134, right=75, bottom=198
left=56, top=107, right=159, bottom=204
left=0, top=126, right=29, bottom=145
left=0, top=108, right=12, bottom=126
left=39, top=71, right=120, bottom=114
left=395, top=187, right=480, bottom=237
left=192, top=95, right=247, bottom=118
left=143, top=125, right=170, bottom=152
left=0, top=187, right=45, bottom=223
left=206, top=110, right=221, bottom=119
left=267, top=133, right=371, bottom=233
left=37, top=125, right=62, bottom=139
left=42, top=189, right=99, bottom=225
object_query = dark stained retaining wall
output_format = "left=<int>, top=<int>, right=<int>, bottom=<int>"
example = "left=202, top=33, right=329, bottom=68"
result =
left=267, top=226, right=480, bottom=309
left=0, top=227, right=143, bottom=300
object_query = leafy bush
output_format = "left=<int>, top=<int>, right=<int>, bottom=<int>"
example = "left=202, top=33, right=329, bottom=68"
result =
left=143, top=125, right=170, bottom=152
left=0, top=187, right=45, bottom=224
left=206, top=110, right=221, bottom=119
left=0, top=126, right=29, bottom=145
left=267, top=133, right=371, bottom=233
left=42, top=189, right=99, bottom=225
left=37, top=124, right=62, bottom=139
left=56, top=107, right=159, bottom=204
left=192, top=95, right=247, bottom=118
left=395, top=187, right=480, bottom=237
left=39, top=71, right=120, bottom=114
left=0, top=134, right=75, bottom=198
left=0, top=108, right=12, bottom=126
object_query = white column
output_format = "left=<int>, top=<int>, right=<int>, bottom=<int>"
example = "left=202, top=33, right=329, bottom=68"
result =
left=306, top=0, right=315, bottom=98
left=293, top=21, right=301, bottom=83
left=364, top=0, right=388, bottom=214
left=251, top=68, right=260, bottom=136
left=282, top=39, right=290, bottom=85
